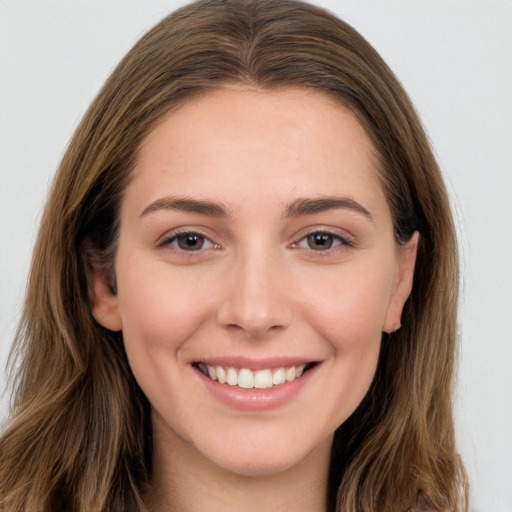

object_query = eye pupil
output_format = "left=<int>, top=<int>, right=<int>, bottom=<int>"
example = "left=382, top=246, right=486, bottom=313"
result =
left=308, top=233, right=333, bottom=250
left=178, top=234, right=204, bottom=250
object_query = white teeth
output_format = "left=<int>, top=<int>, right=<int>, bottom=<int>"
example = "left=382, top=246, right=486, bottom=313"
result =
left=254, top=369, right=273, bottom=389
left=285, top=367, right=296, bottom=382
left=226, top=367, right=238, bottom=386
left=272, top=367, right=286, bottom=386
left=238, top=368, right=254, bottom=389
left=216, top=366, right=226, bottom=384
left=199, top=363, right=311, bottom=389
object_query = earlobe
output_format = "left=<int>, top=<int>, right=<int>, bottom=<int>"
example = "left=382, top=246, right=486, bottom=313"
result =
left=383, top=232, right=419, bottom=334
left=91, top=268, right=123, bottom=332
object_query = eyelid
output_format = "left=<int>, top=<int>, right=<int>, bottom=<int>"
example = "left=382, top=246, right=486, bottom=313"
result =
left=157, top=228, right=220, bottom=251
left=156, top=226, right=354, bottom=252
left=291, top=227, right=355, bottom=250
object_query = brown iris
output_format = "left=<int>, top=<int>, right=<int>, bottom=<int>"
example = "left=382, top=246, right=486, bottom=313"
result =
left=307, top=233, right=334, bottom=250
left=176, top=233, right=205, bottom=250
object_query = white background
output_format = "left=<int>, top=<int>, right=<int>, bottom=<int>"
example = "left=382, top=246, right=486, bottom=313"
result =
left=1, top=1, right=511, bottom=510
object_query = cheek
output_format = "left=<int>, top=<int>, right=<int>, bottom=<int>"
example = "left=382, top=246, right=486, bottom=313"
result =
left=301, top=270, right=390, bottom=423
left=115, top=259, right=217, bottom=360
left=298, top=260, right=394, bottom=351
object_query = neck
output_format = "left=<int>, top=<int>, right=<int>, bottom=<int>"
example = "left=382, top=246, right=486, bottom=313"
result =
left=145, top=423, right=332, bottom=512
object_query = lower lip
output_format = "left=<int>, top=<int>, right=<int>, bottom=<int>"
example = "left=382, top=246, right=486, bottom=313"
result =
left=194, top=365, right=318, bottom=411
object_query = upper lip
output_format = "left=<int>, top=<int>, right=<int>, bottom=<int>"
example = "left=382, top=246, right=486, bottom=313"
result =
left=191, top=356, right=319, bottom=370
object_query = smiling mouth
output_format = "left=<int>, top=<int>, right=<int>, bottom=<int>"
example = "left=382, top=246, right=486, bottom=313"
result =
left=194, top=362, right=317, bottom=390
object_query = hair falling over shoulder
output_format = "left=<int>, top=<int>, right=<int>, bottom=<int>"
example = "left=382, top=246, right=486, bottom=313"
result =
left=0, top=1, right=468, bottom=510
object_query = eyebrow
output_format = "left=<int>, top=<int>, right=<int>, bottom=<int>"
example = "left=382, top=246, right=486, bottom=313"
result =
left=285, top=196, right=373, bottom=222
left=141, top=196, right=230, bottom=218
left=140, top=194, right=373, bottom=222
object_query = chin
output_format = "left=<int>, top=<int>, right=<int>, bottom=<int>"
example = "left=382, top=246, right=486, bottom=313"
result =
left=195, top=427, right=333, bottom=479
left=217, top=451, right=298, bottom=477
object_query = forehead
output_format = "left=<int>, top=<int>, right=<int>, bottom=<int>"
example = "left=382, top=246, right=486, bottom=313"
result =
left=126, top=86, right=387, bottom=219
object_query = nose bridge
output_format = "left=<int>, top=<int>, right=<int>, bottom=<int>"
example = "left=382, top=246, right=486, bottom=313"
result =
left=217, top=242, right=293, bottom=336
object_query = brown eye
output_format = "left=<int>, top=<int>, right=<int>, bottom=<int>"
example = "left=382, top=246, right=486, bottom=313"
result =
left=307, top=233, right=334, bottom=250
left=176, top=233, right=205, bottom=250
left=159, top=231, right=217, bottom=252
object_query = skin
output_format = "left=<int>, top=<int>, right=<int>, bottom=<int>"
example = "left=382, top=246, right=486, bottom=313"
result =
left=93, top=86, right=418, bottom=511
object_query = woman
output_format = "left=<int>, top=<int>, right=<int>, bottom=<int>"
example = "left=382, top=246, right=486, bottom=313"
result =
left=0, top=0, right=468, bottom=510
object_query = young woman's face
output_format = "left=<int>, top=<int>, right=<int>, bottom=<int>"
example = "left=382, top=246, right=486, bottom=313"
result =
left=93, top=87, right=417, bottom=477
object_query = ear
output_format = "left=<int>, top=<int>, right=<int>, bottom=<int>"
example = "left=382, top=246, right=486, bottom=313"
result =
left=91, top=267, right=123, bottom=332
left=383, top=232, right=419, bottom=334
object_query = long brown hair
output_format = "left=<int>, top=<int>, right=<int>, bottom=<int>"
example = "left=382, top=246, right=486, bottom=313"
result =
left=0, top=1, right=468, bottom=510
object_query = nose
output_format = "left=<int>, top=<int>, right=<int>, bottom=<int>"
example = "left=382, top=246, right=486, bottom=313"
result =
left=217, top=251, right=293, bottom=338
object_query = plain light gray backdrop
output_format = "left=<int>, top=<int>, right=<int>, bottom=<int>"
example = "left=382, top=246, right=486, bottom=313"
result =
left=1, top=1, right=511, bottom=510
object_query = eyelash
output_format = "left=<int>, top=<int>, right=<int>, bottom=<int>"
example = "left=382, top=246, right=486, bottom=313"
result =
left=158, top=229, right=353, bottom=254
left=158, top=230, right=219, bottom=252
left=292, top=230, right=354, bottom=252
